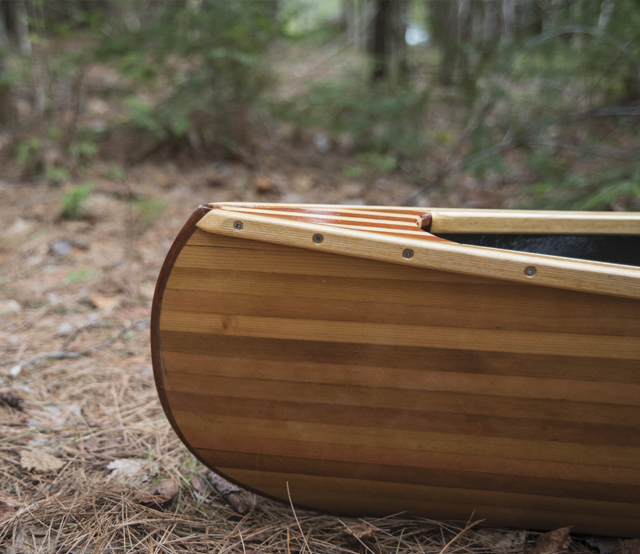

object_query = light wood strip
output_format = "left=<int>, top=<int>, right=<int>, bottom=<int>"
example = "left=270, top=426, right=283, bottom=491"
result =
left=192, top=446, right=640, bottom=501
left=428, top=208, right=640, bottom=235
left=213, top=203, right=640, bottom=235
left=184, top=230, right=504, bottom=284
left=162, top=286, right=640, bottom=338
left=197, top=209, right=640, bottom=299
left=215, top=468, right=640, bottom=519
left=183, top=434, right=640, bottom=487
left=160, top=333, right=640, bottom=385
left=173, top=411, right=640, bottom=468
left=159, top=310, right=640, bottom=361
left=164, top=390, right=640, bottom=447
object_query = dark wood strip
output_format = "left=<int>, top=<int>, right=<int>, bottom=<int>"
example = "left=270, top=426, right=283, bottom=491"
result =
left=194, top=447, right=640, bottom=504
left=173, top=411, right=640, bottom=469
left=219, top=468, right=640, bottom=520
left=160, top=332, right=640, bottom=385
left=185, top=431, right=640, bottom=485
left=232, top=479, right=640, bottom=536
left=163, top=391, right=640, bottom=447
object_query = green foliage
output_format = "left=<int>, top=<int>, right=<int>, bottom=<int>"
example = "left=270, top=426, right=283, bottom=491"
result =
left=15, top=139, right=42, bottom=172
left=274, top=80, right=430, bottom=159
left=525, top=166, right=640, bottom=211
left=98, top=1, right=280, bottom=154
left=60, top=182, right=95, bottom=220
left=63, top=268, right=97, bottom=285
left=46, top=167, right=71, bottom=184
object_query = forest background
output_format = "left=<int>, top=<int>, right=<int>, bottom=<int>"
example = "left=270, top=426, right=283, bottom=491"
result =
left=0, top=1, right=639, bottom=553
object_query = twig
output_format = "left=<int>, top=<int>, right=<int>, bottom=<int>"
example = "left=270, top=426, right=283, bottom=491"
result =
left=1, top=319, right=150, bottom=371
left=286, top=482, right=312, bottom=554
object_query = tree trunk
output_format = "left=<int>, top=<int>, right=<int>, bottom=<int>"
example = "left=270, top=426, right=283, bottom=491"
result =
left=369, top=0, right=409, bottom=84
left=0, top=1, right=14, bottom=127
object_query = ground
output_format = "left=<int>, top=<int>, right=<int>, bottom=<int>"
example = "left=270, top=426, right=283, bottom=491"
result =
left=0, top=160, right=633, bottom=554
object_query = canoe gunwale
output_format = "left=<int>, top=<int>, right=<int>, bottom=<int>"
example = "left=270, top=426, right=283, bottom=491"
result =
left=197, top=206, right=640, bottom=300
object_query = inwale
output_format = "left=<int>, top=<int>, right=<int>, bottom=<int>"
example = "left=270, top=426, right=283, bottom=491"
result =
left=152, top=203, right=640, bottom=537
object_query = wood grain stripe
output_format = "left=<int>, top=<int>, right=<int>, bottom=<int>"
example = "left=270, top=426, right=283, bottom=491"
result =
left=164, top=390, right=640, bottom=446
left=159, top=310, right=640, bottom=360
left=173, top=411, right=640, bottom=469
left=193, top=447, right=640, bottom=502
left=216, top=468, right=640, bottom=519
left=160, top=335, right=640, bottom=385
left=217, top=470, right=640, bottom=535
left=162, top=287, right=640, bottom=337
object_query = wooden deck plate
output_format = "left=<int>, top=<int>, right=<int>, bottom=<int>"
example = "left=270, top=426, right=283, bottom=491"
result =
left=152, top=205, right=640, bottom=537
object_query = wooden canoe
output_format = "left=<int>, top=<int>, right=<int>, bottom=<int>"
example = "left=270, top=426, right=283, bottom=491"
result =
left=151, top=203, right=640, bottom=537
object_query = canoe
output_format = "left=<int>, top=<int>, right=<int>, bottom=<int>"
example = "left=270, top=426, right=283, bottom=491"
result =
left=151, top=203, right=640, bottom=537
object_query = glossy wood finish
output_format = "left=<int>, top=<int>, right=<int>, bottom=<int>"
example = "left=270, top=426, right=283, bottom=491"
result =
left=198, top=208, right=640, bottom=299
left=152, top=204, right=640, bottom=537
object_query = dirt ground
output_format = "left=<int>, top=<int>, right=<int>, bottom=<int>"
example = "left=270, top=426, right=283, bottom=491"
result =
left=0, top=155, right=635, bottom=554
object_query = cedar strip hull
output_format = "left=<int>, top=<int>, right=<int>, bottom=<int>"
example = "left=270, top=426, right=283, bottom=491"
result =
left=152, top=210, right=640, bottom=537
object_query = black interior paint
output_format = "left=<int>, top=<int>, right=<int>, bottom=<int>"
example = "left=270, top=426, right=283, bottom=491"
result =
left=436, top=234, right=640, bottom=267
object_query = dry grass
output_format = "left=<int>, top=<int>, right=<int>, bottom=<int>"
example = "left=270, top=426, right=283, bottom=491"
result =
left=0, top=162, right=609, bottom=554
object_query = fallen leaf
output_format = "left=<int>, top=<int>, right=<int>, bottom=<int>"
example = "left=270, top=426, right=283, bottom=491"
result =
left=340, top=523, right=376, bottom=541
left=106, top=458, right=149, bottom=483
left=475, top=528, right=526, bottom=552
left=19, top=449, right=64, bottom=472
left=612, top=540, right=640, bottom=554
left=0, top=500, right=19, bottom=522
left=528, top=527, right=572, bottom=554
left=88, top=295, right=119, bottom=312
left=191, top=476, right=207, bottom=495
left=0, top=391, right=25, bottom=411
left=254, top=176, right=272, bottom=193
left=135, top=478, right=179, bottom=506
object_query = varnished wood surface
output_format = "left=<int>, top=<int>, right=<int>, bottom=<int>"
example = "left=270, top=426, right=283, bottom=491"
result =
left=197, top=208, right=640, bottom=299
left=211, top=202, right=640, bottom=235
left=152, top=209, right=640, bottom=537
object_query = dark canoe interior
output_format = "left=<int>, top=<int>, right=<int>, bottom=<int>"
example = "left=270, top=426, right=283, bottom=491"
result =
left=436, top=234, right=640, bottom=267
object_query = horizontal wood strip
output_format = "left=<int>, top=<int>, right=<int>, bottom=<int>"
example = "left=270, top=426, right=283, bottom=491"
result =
left=187, top=434, right=640, bottom=487
left=218, top=204, right=427, bottom=219
left=161, top=356, right=640, bottom=425
left=182, top=233, right=504, bottom=284
left=162, top=286, right=640, bottom=338
left=427, top=208, right=640, bottom=235
left=160, top=334, right=640, bottom=385
left=173, top=411, right=640, bottom=468
left=164, top=390, right=640, bottom=446
left=194, top=446, right=640, bottom=503
left=160, top=310, right=640, bottom=361
left=218, top=470, right=640, bottom=536
left=217, top=468, right=640, bottom=519
left=165, top=361, right=640, bottom=408
left=199, top=209, right=640, bottom=300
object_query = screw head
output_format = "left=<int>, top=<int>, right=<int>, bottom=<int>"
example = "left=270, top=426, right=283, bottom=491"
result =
left=234, top=221, right=243, bottom=230
left=313, top=233, right=324, bottom=244
left=524, top=266, right=536, bottom=277
left=403, top=248, right=414, bottom=259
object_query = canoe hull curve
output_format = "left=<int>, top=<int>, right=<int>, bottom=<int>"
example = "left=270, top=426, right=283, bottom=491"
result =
left=152, top=204, right=640, bottom=537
